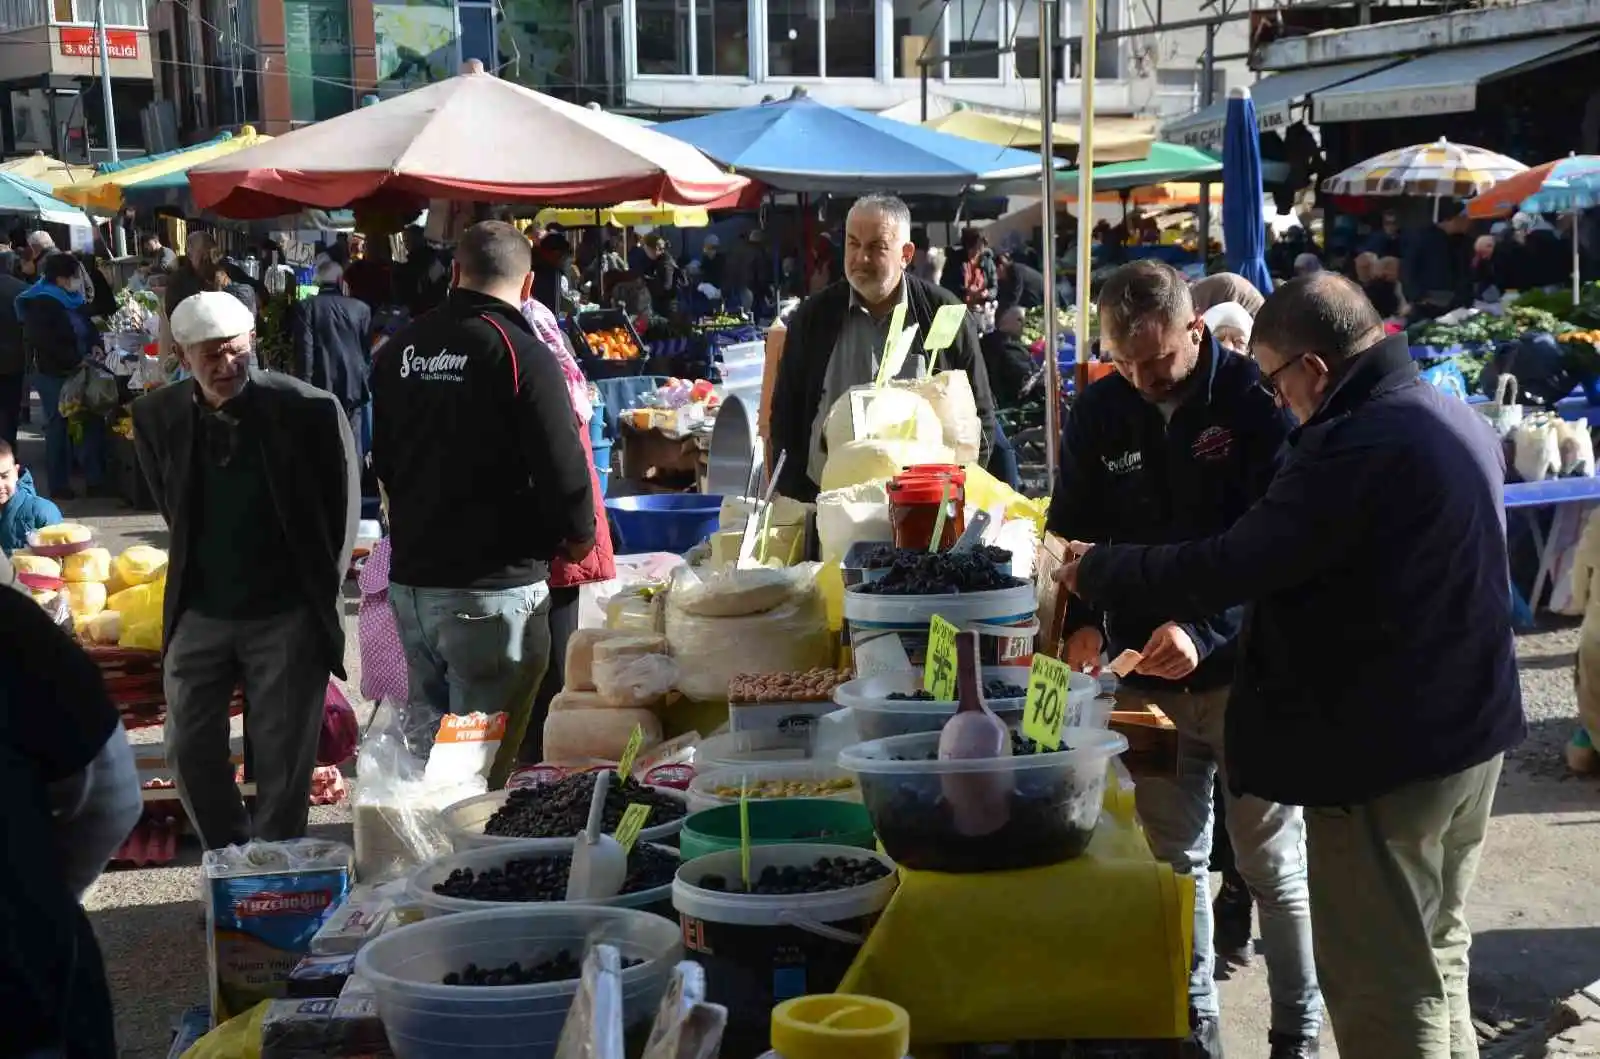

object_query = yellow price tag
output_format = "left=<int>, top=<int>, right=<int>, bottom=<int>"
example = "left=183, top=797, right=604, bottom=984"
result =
left=739, top=779, right=753, bottom=890
left=924, top=615, right=960, bottom=699
left=617, top=724, right=645, bottom=780
left=926, top=481, right=952, bottom=553
left=874, top=302, right=911, bottom=387
left=613, top=803, right=651, bottom=856
left=1022, top=653, right=1074, bottom=751
left=922, top=303, right=969, bottom=355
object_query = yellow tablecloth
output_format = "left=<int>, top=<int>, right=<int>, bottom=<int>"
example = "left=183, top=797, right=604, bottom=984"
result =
left=838, top=796, right=1192, bottom=1045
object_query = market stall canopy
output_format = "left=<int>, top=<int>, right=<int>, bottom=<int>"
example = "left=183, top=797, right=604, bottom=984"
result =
left=535, top=200, right=710, bottom=228
left=0, top=152, right=93, bottom=188
left=656, top=92, right=1048, bottom=195
left=1159, top=58, right=1401, bottom=149
left=1467, top=154, right=1600, bottom=217
left=1058, top=142, right=1222, bottom=194
left=1059, top=182, right=1223, bottom=207
left=58, top=128, right=272, bottom=213
left=0, top=171, right=92, bottom=228
left=1321, top=138, right=1526, bottom=198
left=189, top=61, right=748, bottom=220
left=1312, top=33, right=1600, bottom=124
left=918, top=107, right=1156, bottom=163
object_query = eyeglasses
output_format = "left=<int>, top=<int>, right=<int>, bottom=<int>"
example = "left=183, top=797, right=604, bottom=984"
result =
left=1261, top=352, right=1307, bottom=400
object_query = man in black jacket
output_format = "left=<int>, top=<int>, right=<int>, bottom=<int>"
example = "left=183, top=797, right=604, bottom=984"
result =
left=770, top=193, right=998, bottom=501
left=1061, top=273, right=1525, bottom=1058
left=292, top=261, right=374, bottom=451
left=134, top=292, right=359, bottom=850
left=371, top=221, right=595, bottom=787
left=0, top=251, right=28, bottom=450
left=1047, top=260, right=1317, bottom=1059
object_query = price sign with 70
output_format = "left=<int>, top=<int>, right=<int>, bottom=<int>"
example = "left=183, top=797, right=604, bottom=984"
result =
left=1022, top=654, right=1073, bottom=750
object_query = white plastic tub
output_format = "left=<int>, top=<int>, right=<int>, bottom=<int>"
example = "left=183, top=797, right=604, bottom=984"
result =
left=406, top=840, right=679, bottom=919
left=441, top=786, right=687, bottom=851
left=685, top=762, right=860, bottom=813
left=832, top=665, right=1100, bottom=741
left=837, top=727, right=1128, bottom=873
left=693, top=729, right=812, bottom=770
left=843, top=582, right=1037, bottom=672
left=356, top=905, right=681, bottom=1059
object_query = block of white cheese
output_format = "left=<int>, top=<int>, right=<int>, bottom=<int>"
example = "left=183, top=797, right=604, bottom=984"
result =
left=542, top=708, right=662, bottom=764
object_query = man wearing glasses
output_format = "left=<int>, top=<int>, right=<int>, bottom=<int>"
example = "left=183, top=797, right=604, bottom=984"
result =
left=132, top=291, right=359, bottom=851
left=1046, top=259, right=1317, bottom=1058
left=1060, top=272, right=1524, bottom=1058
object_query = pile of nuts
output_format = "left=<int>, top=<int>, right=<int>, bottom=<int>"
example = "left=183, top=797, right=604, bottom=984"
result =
left=728, top=668, right=853, bottom=704
left=710, top=776, right=858, bottom=799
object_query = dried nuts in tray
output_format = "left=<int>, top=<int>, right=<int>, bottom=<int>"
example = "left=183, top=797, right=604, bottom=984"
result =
left=727, top=668, right=853, bottom=704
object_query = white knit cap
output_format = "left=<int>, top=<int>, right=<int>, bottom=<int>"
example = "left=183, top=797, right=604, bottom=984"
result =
left=170, top=291, right=255, bottom=347
left=1202, top=301, right=1254, bottom=339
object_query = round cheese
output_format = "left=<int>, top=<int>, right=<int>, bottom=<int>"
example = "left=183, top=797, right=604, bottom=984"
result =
left=62, top=547, right=113, bottom=583
left=63, top=581, right=108, bottom=618
left=11, top=554, right=62, bottom=579
left=115, top=545, right=168, bottom=586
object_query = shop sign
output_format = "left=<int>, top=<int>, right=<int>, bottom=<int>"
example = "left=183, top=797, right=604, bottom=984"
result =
left=1314, top=85, right=1477, bottom=124
left=59, top=26, right=138, bottom=59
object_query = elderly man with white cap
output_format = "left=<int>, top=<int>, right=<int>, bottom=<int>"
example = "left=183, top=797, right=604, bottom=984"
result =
left=132, top=290, right=359, bottom=850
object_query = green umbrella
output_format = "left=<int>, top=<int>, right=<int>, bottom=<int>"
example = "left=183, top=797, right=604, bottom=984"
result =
left=0, top=171, right=91, bottom=227
left=1062, top=141, right=1223, bottom=193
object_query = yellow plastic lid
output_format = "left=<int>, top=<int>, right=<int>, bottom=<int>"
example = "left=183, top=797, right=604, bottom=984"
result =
left=770, top=994, right=911, bottom=1059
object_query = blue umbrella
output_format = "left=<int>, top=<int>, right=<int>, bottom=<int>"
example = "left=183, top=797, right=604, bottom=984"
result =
left=1222, top=87, right=1272, bottom=296
left=657, top=93, right=1046, bottom=196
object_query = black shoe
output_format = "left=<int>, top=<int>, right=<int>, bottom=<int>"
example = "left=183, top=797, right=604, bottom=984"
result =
left=1184, top=1015, right=1225, bottom=1059
left=1267, top=1033, right=1319, bottom=1059
left=1213, top=879, right=1255, bottom=968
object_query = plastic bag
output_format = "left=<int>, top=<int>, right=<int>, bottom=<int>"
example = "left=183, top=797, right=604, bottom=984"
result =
left=60, top=362, right=120, bottom=418
left=816, top=481, right=891, bottom=566
left=593, top=653, right=680, bottom=707
left=180, top=999, right=269, bottom=1059
left=665, top=563, right=836, bottom=701
left=317, top=683, right=359, bottom=767
left=1511, top=416, right=1561, bottom=483
left=894, top=370, right=983, bottom=464
left=641, top=963, right=728, bottom=1059
left=350, top=701, right=457, bottom=882
left=554, top=944, right=625, bottom=1059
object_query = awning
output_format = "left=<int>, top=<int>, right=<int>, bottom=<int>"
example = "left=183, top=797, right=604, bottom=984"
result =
left=1313, top=33, right=1600, bottom=124
left=1160, top=58, right=1401, bottom=149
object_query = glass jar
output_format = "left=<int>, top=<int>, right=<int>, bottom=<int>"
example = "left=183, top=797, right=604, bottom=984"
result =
left=887, top=474, right=965, bottom=551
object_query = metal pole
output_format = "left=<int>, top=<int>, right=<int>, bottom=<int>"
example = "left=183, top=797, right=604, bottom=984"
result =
left=1073, top=0, right=1095, bottom=397
left=94, top=0, right=125, bottom=255
left=1196, top=22, right=1214, bottom=265
left=1040, top=0, right=1059, bottom=489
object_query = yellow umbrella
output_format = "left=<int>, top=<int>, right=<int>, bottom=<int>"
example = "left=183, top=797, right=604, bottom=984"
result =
left=535, top=200, right=709, bottom=228
left=923, top=110, right=1156, bottom=164
left=58, top=125, right=273, bottom=213
left=0, top=152, right=94, bottom=189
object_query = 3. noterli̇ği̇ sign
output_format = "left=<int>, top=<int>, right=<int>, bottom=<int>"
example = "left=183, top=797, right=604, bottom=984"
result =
left=59, top=27, right=139, bottom=59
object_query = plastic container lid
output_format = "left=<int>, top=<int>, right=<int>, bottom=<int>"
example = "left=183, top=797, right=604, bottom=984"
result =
left=686, top=762, right=859, bottom=813
left=897, top=464, right=965, bottom=482
left=886, top=477, right=959, bottom=505
left=771, top=995, right=911, bottom=1059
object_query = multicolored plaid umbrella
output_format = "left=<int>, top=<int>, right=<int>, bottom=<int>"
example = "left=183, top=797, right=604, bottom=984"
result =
left=1321, top=138, right=1527, bottom=198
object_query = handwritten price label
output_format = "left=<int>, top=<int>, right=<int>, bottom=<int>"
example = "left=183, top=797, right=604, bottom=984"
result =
left=613, top=803, right=651, bottom=856
left=617, top=723, right=645, bottom=780
left=1022, top=653, right=1073, bottom=751
left=924, top=615, right=960, bottom=700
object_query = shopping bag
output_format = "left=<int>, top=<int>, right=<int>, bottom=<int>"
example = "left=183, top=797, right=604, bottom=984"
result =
left=1479, top=373, right=1522, bottom=436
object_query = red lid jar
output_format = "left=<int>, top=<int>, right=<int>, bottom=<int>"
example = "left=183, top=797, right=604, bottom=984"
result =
left=887, top=474, right=965, bottom=551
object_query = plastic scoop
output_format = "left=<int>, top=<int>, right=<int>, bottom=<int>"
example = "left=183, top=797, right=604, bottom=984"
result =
left=566, top=770, right=626, bottom=901
left=937, top=630, right=1013, bottom=837
left=951, top=510, right=993, bottom=553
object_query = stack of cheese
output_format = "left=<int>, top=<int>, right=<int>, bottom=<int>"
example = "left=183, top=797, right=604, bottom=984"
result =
left=543, top=630, right=675, bottom=764
left=103, top=545, right=169, bottom=649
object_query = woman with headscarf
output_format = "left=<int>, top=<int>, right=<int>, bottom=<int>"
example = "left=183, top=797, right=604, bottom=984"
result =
left=1189, top=272, right=1265, bottom=317
left=517, top=292, right=615, bottom=761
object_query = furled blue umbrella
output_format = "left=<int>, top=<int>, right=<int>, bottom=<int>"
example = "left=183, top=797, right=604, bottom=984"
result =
left=1222, top=86, right=1273, bottom=296
left=656, top=92, right=1046, bottom=196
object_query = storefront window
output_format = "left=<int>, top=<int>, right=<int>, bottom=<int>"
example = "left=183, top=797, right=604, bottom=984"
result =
left=891, top=0, right=941, bottom=78
left=694, top=0, right=748, bottom=76
left=284, top=0, right=353, bottom=123
left=101, top=0, right=143, bottom=26
left=373, top=0, right=457, bottom=92
left=947, top=0, right=999, bottom=78
left=1013, top=0, right=1073, bottom=79
left=766, top=0, right=818, bottom=77
left=458, top=1, right=496, bottom=67
left=0, top=0, right=47, bottom=30
left=826, top=0, right=874, bottom=77
left=635, top=0, right=690, bottom=74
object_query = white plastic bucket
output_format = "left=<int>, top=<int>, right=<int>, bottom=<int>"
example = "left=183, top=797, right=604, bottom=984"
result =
left=440, top=787, right=687, bottom=851
left=843, top=583, right=1037, bottom=673
left=355, top=905, right=681, bottom=1059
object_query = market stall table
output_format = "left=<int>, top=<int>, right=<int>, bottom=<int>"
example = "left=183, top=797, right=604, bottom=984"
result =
left=616, top=419, right=710, bottom=493
left=1505, top=475, right=1600, bottom=615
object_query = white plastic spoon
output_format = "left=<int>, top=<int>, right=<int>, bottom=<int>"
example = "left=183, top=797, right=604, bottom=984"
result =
left=566, top=770, right=627, bottom=901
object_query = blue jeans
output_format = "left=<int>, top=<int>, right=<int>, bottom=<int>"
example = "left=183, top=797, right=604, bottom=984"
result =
left=389, top=580, right=551, bottom=786
left=30, top=372, right=105, bottom=493
left=1120, top=685, right=1324, bottom=1039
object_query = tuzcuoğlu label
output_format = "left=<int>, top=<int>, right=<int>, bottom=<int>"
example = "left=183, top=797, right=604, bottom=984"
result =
left=205, top=845, right=352, bottom=1025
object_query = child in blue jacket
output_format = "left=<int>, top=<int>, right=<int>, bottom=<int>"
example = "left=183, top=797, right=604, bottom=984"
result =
left=0, top=439, right=63, bottom=555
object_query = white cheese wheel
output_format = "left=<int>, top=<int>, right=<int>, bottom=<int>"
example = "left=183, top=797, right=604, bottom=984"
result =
left=63, top=581, right=108, bottom=618
left=590, top=634, right=668, bottom=663
left=61, top=547, right=112, bottom=583
left=541, top=708, right=662, bottom=764
left=564, top=629, right=640, bottom=692
left=11, top=554, right=62, bottom=579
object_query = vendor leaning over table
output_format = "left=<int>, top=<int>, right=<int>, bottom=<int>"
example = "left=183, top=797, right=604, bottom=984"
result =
left=768, top=193, right=999, bottom=502
left=370, top=220, right=595, bottom=787
left=1059, top=272, right=1527, bottom=1059
left=133, top=292, right=360, bottom=851
left=1046, top=260, right=1318, bottom=1059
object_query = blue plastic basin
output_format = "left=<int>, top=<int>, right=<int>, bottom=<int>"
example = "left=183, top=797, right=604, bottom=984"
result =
left=605, top=494, right=724, bottom=554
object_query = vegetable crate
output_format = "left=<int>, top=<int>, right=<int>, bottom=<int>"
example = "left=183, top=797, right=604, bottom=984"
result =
left=569, top=308, right=649, bottom=379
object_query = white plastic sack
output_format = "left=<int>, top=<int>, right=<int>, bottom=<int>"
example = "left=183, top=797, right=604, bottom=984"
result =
left=820, top=438, right=954, bottom=492
left=815, top=480, right=891, bottom=566
left=1557, top=418, right=1596, bottom=478
left=665, top=563, right=835, bottom=700
left=1511, top=417, right=1560, bottom=483
left=822, top=386, right=944, bottom=453
left=893, top=370, right=983, bottom=464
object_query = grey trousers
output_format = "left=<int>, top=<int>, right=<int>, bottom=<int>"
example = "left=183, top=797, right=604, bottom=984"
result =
left=162, top=606, right=328, bottom=850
